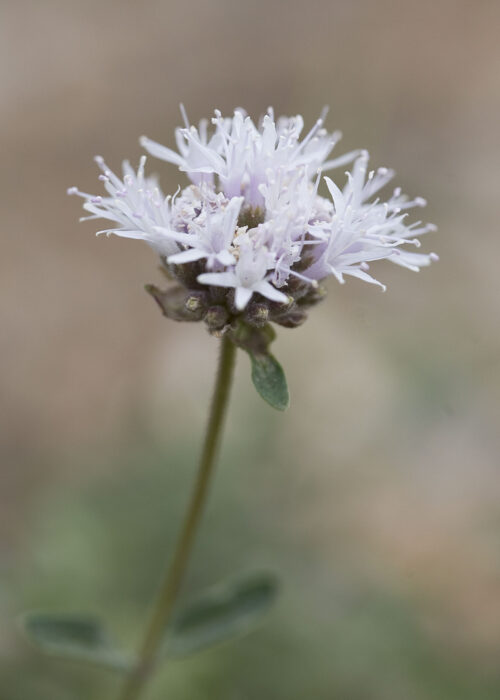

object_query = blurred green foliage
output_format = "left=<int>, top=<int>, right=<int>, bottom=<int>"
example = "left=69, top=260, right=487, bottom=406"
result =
left=3, top=421, right=500, bottom=700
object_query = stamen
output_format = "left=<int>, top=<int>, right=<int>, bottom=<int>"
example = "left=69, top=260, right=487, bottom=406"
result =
left=180, top=103, right=190, bottom=129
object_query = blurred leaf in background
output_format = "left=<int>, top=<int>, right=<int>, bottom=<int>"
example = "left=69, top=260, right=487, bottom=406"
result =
left=3, top=421, right=500, bottom=700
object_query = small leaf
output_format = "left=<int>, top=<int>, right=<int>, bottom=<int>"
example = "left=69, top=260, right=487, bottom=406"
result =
left=227, top=321, right=290, bottom=410
left=22, top=613, right=133, bottom=673
left=166, top=573, right=279, bottom=658
left=250, top=352, right=289, bottom=411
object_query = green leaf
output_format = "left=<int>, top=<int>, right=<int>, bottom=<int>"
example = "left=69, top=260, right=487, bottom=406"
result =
left=22, top=613, right=134, bottom=673
left=227, top=321, right=290, bottom=410
left=166, top=573, right=279, bottom=658
left=250, top=352, right=289, bottom=411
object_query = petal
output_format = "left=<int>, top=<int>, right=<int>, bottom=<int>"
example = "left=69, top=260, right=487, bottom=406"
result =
left=140, top=136, right=185, bottom=167
left=324, top=176, right=345, bottom=217
left=216, top=249, right=237, bottom=266
left=323, top=149, right=363, bottom=171
left=234, top=287, right=254, bottom=310
left=168, top=248, right=207, bottom=264
left=153, top=227, right=194, bottom=245
left=254, top=280, right=288, bottom=304
left=343, top=267, right=386, bottom=290
left=197, top=271, right=238, bottom=288
left=390, top=250, right=436, bottom=270
left=98, top=229, right=148, bottom=240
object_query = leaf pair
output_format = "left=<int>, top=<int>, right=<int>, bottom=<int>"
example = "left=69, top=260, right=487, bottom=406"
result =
left=23, top=572, right=279, bottom=673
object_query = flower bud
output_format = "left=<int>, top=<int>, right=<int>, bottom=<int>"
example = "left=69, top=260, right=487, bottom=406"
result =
left=145, top=284, right=206, bottom=322
left=204, top=305, right=229, bottom=332
left=272, top=305, right=308, bottom=328
left=244, top=302, right=269, bottom=328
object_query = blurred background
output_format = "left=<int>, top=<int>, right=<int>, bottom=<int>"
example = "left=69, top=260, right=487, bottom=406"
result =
left=2, top=0, right=500, bottom=697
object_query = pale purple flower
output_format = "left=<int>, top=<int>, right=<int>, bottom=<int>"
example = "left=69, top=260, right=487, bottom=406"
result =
left=304, top=152, right=438, bottom=289
left=69, top=107, right=437, bottom=312
left=159, top=193, right=244, bottom=269
left=198, top=237, right=288, bottom=310
left=67, top=156, right=180, bottom=258
left=140, top=106, right=359, bottom=208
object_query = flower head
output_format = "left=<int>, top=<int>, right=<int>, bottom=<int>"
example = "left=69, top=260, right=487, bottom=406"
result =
left=69, top=107, right=437, bottom=333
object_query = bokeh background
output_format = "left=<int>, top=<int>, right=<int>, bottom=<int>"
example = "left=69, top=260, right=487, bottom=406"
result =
left=2, top=0, right=500, bottom=697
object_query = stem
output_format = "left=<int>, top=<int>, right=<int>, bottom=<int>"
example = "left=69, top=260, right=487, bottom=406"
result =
left=118, top=336, right=237, bottom=700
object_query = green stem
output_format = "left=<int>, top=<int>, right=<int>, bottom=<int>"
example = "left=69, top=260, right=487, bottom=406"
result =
left=118, top=336, right=237, bottom=700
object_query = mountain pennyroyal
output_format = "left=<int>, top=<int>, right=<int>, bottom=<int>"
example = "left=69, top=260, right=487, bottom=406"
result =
left=35, top=106, right=440, bottom=700
left=69, top=107, right=437, bottom=329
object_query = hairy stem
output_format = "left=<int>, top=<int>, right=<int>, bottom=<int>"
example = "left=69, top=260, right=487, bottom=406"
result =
left=118, top=336, right=237, bottom=700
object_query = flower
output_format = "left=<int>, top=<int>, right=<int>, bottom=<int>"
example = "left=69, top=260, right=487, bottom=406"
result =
left=140, top=105, right=359, bottom=207
left=67, top=155, right=179, bottom=259
left=198, top=236, right=289, bottom=310
left=69, top=107, right=437, bottom=331
left=167, top=194, right=244, bottom=270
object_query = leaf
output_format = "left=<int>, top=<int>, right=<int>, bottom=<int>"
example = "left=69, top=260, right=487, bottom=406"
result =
left=249, top=352, right=289, bottom=411
left=22, top=613, right=134, bottom=673
left=227, top=322, right=290, bottom=410
left=166, top=573, right=279, bottom=658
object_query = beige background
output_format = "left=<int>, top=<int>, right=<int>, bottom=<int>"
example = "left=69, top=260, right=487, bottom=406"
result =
left=1, top=0, right=500, bottom=696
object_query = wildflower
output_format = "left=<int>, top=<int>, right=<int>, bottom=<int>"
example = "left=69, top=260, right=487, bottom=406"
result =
left=39, top=107, right=439, bottom=700
left=69, top=107, right=437, bottom=332
left=67, top=155, right=179, bottom=258
left=199, top=236, right=289, bottom=310
left=166, top=194, right=244, bottom=269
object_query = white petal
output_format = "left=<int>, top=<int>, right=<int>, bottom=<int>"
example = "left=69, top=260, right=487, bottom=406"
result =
left=197, top=271, right=238, bottom=288
left=324, top=176, right=345, bottom=217
left=322, top=149, right=362, bottom=171
left=390, top=250, right=435, bottom=270
left=216, top=249, right=237, bottom=266
left=234, top=286, right=253, bottom=309
left=168, top=248, right=206, bottom=264
left=254, top=280, right=288, bottom=304
left=155, top=228, right=199, bottom=246
left=140, top=136, right=185, bottom=167
left=344, top=268, right=386, bottom=290
left=100, top=229, right=148, bottom=240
